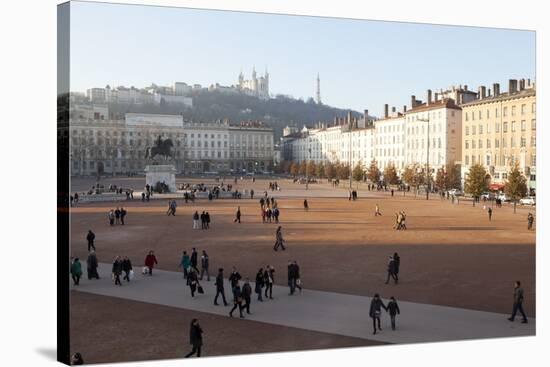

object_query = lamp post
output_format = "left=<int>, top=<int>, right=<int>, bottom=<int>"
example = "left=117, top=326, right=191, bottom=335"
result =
left=417, top=117, right=430, bottom=200
left=306, top=148, right=311, bottom=190
left=349, top=121, right=353, bottom=190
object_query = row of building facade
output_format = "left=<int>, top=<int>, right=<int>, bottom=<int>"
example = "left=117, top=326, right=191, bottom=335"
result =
left=69, top=113, right=275, bottom=176
left=282, top=79, right=536, bottom=191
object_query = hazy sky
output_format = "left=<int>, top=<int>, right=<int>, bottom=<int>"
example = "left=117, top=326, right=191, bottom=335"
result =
left=69, top=1, right=535, bottom=116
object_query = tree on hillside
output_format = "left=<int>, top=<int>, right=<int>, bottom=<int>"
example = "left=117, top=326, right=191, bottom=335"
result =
left=306, top=161, right=317, bottom=177
left=336, top=163, right=350, bottom=180
left=402, top=163, right=424, bottom=196
left=383, top=163, right=399, bottom=186
left=504, top=163, right=527, bottom=214
left=464, top=163, right=487, bottom=206
left=352, top=161, right=364, bottom=188
left=316, top=162, right=325, bottom=178
left=367, top=159, right=380, bottom=184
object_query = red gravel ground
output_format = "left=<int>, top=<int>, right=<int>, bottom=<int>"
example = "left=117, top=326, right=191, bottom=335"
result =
left=70, top=291, right=382, bottom=364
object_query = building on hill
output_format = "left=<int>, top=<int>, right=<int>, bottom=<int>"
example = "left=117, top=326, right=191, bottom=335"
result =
left=238, top=67, right=270, bottom=100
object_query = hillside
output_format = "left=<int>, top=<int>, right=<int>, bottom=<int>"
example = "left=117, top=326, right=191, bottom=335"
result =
left=107, top=90, right=362, bottom=139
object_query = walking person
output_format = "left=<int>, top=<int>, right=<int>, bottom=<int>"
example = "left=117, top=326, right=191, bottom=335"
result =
left=264, top=265, right=275, bottom=299
left=214, top=268, right=229, bottom=306
left=234, top=206, right=241, bottom=223
left=527, top=212, right=534, bottom=230
left=294, top=261, right=303, bottom=293
left=86, top=251, right=99, bottom=280
left=86, top=230, right=96, bottom=252
left=273, top=226, right=286, bottom=251
left=394, top=212, right=400, bottom=230
left=229, top=283, right=245, bottom=318
left=273, top=207, right=280, bottom=223
left=184, top=319, right=203, bottom=358
left=375, top=204, right=382, bottom=216
left=255, top=267, right=265, bottom=301
left=386, top=296, right=400, bottom=330
left=205, top=212, right=211, bottom=229
left=112, top=256, right=123, bottom=286
left=70, top=257, right=82, bottom=286
left=187, top=268, right=199, bottom=297
left=144, top=250, right=158, bottom=276
left=287, top=261, right=297, bottom=295
left=122, top=256, right=133, bottom=282
left=369, top=293, right=387, bottom=335
left=242, top=279, right=252, bottom=315
left=488, top=207, right=493, bottom=221
left=200, top=250, right=210, bottom=281
left=115, top=207, right=121, bottom=224
left=179, top=251, right=190, bottom=279
left=200, top=211, right=206, bottom=229
left=190, top=248, right=199, bottom=273
left=229, top=266, right=242, bottom=289
left=385, top=256, right=398, bottom=284
left=508, top=281, right=528, bottom=323
left=303, top=199, right=309, bottom=211
left=392, top=252, right=400, bottom=283
left=193, top=211, right=199, bottom=229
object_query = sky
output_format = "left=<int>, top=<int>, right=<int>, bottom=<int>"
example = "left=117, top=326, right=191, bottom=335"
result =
left=69, top=1, right=536, bottom=116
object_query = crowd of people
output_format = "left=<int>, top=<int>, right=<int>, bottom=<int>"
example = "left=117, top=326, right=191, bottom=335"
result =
left=107, top=207, right=127, bottom=226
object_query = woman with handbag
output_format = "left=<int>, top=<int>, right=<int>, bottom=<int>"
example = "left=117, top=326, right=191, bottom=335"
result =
left=122, top=256, right=133, bottom=282
left=187, top=268, right=199, bottom=298
left=229, top=284, right=244, bottom=318
left=184, top=319, right=203, bottom=358
left=369, top=293, right=387, bottom=335
left=112, top=256, right=123, bottom=286
left=255, top=267, right=265, bottom=301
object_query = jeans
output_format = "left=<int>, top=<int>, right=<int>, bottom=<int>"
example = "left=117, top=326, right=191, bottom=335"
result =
left=372, top=316, right=381, bottom=333
left=230, top=302, right=243, bottom=317
left=214, top=289, right=228, bottom=305
left=71, top=274, right=80, bottom=285
left=200, top=267, right=210, bottom=281
left=390, top=314, right=396, bottom=330
left=88, top=241, right=95, bottom=252
left=511, top=302, right=528, bottom=321
left=265, top=283, right=273, bottom=298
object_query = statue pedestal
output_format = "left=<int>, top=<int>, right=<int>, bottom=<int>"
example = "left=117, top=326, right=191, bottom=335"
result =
left=144, top=164, right=177, bottom=192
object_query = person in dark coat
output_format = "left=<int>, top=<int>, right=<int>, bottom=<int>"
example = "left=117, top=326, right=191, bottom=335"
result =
left=200, top=250, right=210, bottom=281
left=386, top=296, right=401, bottom=330
left=229, top=284, right=244, bottom=318
left=86, top=251, right=99, bottom=280
left=273, top=226, right=286, bottom=251
left=527, top=213, right=534, bottom=230
left=264, top=265, right=275, bottom=299
left=187, top=268, right=199, bottom=297
left=112, top=256, right=123, bottom=286
left=122, top=256, right=132, bottom=282
left=115, top=207, right=121, bottom=224
left=190, top=248, right=199, bottom=273
left=385, top=256, right=398, bottom=284
left=184, top=319, right=203, bottom=358
left=393, top=252, right=400, bottom=283
left=369, top=293, right=387, bottom=334
left=214, top=268, right=229, bottom=306
left=229, top=266, right=242, bottom=289
left=234, top=206, right=241, bottom=223
left=287, top=261, right=297, bottom=295
left=241, top=279, right=252, bottom=314
left=120, top=207, right=127, bottom=225
left=508, top=281, right=528, bottom=323
left=205, top=212, right=211, bottom=229
left=86, top=230, right=96, bottom=252
left=200, top=211, right=206, bottom=229
left=144, top=250, right=158, bottom=276
left=255, top=267, right=265, bottom=301
left=303, top=199, right=309, bottom=210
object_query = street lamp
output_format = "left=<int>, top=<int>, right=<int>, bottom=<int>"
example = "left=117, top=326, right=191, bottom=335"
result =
left=417, top=117, right=430, bottom=200
left=349, top=121, right=353, bottom=190
left=306, top=148, right=311, bottom=190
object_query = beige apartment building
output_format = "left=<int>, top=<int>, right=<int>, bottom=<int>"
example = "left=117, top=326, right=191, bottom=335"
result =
left=461, top=79, right=536, bottom=192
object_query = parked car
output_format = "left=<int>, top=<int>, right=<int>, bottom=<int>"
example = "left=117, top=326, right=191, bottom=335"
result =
left=448, top=188, right=463, bottom=196
left=497, top=193, right=511, bottom=202
left=519, top=196, right=536, bottom=206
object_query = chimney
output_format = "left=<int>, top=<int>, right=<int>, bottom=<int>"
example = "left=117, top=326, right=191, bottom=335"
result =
left=333, top=116, right=338, bottom=126
left=392, top=106, right=396, bottom=113
left=519, top=79, right=526, bottom=90
left=464, top=85, right=468, bottom=90
left=384, top=104, right=389, bottom=118
left=403, top=105, right=407, bottom=113
left=487, top=88, right=491, bottom=97
left=410, top=95, right=416, bottom=109
left=509, top=79, right=518, bottom=94
left=427, top=89, right=432, bottom=105
left=478, top=86, right=486, bottom=99
left=493, top=83, right=500, bottom=96
left=347, top=111, right=352, bottom=124
left=364, top=109, right=369, bottom=120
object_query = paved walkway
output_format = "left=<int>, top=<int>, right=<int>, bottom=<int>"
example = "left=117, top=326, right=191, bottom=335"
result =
left=71, top=263, right=535, bottom=344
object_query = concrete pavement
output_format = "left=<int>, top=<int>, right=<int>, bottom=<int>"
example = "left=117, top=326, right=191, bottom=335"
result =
left=71, top=263, right=535, bottom=344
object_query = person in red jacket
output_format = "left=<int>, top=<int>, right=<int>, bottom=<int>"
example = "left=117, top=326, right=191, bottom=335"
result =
left=144, top=250, right=158, bottom=276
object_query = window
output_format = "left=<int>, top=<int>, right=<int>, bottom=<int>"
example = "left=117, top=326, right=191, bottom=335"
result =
left=532, top=102, right=536, bottom=113
left=511, top=137, right=515, bottom=147
left=503, top=107, right=508, bottom=117
left=521, top=137, right=526, bottom=148
left=487, top=139, right=491, bottom=148
left=465, top=155, right=469, bottom=165
left=512, top=121, right=517, bottom=132
left=479, top=139, right=483, bottom=149
left=495, top=139, right=499, bottom=148
left=531, top=119, right=536, bottom=130
left=472, top=125, right=476, bottom=135
left=465, top=126, right=469, bottom=135
left=531, top=135, right=536, bottom=147
left=472, top=140, right=476, bottom=149
left=479, top=124, right=483, bottom=134
left=495, top=108, right=500, bottom=117
left=472, top=111, right=475, bottom=120
left=486, top=109, right=490, bottom=118
left=521, top=120, right=526, bottom=131
left=502, top=138, right=507, bottom=148
left=511, top=106, right=516, bottom=116
left=479, top=110, right=482, bottom=120
left=531, top=154, right=536, bottom=166
left=486, top=155, right=491, bottom=166
left=503, top=122, right=508, bottom=132
left=496, top=122, right=500, bottom=133
left=487, top=123, right=491, bottom=134
left=521, top=104, right=526, bottom=115
left=465, top=113, right=469, bottom=122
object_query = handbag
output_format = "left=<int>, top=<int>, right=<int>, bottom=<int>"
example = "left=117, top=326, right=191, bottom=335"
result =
left=374, top=310, right=381, bottom=318
left=129, top=270, right=135, bottom=280
left=296, top=278, right=301, bottom=286
left=198, top=285, right=204, bottom=294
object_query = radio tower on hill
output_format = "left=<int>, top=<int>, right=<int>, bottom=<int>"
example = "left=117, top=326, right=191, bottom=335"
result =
left=316, top=73, right=322, bottom=104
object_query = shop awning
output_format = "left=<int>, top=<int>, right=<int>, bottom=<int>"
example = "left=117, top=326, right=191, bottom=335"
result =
left=488, top=183, right=505, bottom=191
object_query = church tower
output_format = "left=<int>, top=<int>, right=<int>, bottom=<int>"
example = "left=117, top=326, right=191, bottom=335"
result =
left=238, top=69, right=244, bottom=88
left=316, top=73, right=322, bottom=104
left=252, top=66, right=258, bottom=94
